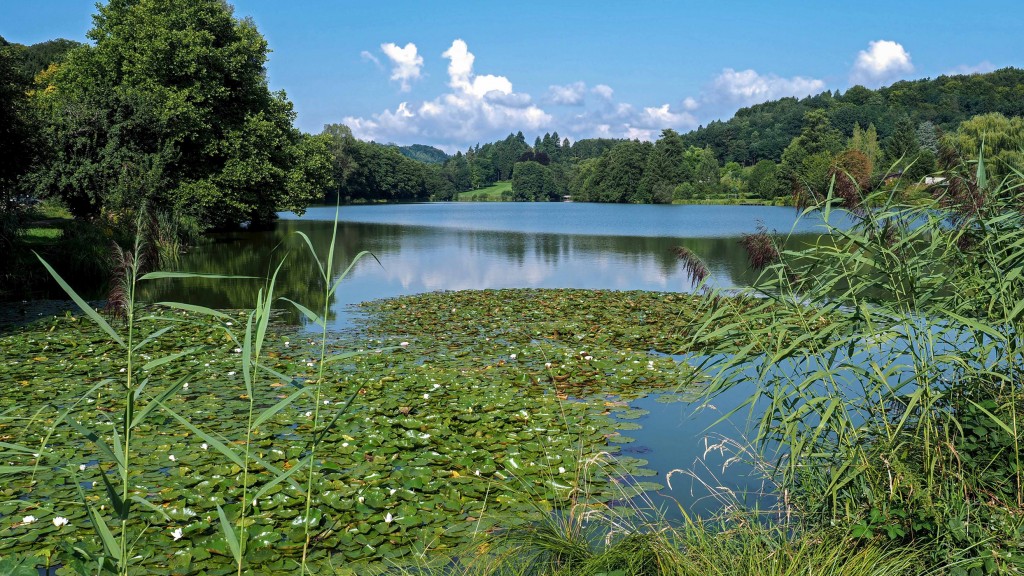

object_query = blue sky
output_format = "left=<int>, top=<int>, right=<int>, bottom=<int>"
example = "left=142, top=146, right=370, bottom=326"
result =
left=3, top=1, right=1022, bottom=151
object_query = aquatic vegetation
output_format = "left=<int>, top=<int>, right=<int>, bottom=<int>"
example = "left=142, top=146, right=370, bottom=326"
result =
left=0, top=285, right=710, bottom=572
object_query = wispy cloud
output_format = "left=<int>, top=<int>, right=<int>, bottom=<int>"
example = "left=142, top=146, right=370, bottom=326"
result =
left=947, top=60, right=997, bottom=75
left=380, top=42, right=423, bottom=92
left=360, top=50, right=381, bottom=68
left=547, top=81, right=587, bottom=105
left=710, top=68, right=825, bottom=106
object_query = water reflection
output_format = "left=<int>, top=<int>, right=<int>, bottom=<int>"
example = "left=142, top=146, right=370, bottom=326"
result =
left=144, top=205, right=825, bottom=332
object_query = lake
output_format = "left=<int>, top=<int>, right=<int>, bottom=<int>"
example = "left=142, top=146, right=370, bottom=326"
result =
left=145, top=202, right=845, bottom=520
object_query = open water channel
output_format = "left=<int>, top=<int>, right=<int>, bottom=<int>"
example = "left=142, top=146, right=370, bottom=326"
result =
left=147, top=202, right=849, bottom=520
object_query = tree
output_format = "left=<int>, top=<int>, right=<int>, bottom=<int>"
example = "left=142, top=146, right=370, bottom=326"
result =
left=882, top=116, right=921, bottom=174
left=748, top=160, right=786, bottom=200
left=781, top=110, right=844, bottom=199
left=638, top=129, right=685, bottom=201
left=511, top=161, right=557, bottom=201
left=32, top=0, right=328, bottom=229
left=849, top=123, right=882, bottom=174
left=940, top=112, right=1024, bottom=183
left=682, top=146, right=721, bottom=199
left=0, top=41, right=37, bottom=217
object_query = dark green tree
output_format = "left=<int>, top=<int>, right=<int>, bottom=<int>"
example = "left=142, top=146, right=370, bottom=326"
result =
left=638, top=129, right=685, bottom=202
left=511, top=161, right=557, bottom=201
left=0, top=40, right=39, bottom=248
left=747, top=160, right=786, bottom=199
left=883, top=116, right=922, bottom=174
left=32, top=0, right=329, bottom=229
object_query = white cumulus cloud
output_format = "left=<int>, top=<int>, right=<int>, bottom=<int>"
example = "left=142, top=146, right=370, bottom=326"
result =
left=345, top=39, right=550, bottom=150
left=380, top=42, right=423, bottom=92
left=711, top=68, right=826, bottom=106
left=592, top=84, right=614, bottom=100
left=548, top=82, right=587, bottom=105
left=850, top=40, right=914, bottom=86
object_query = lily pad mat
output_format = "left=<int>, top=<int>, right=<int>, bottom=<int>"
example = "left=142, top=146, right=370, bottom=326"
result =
left=0, top=289, right=724, bottom=571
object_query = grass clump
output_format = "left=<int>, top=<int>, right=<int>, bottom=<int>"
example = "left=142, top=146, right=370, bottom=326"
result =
left=687, top=154, right=1024, bottom=573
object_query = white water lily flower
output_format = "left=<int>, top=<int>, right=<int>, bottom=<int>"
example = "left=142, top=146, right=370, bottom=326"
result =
left=323, top=399, right=330, bottom=405
left=432, top=383, right=440, bottom=389
left=389, top=488, right=397, bottom=495
left=284, top=341, right=290, bottom=348
left=234, top=348, right=241, bottom=353
left=400, top=341, right=409, bottom=347
left=79, top=464, right=86, bottom=471
left=168, top=455, right=176, bottom=462
left=384, top=513, right=394, bottom=524
left=53, top=516, right=69, bottom=527
left=182, top=382, right=189, bottom=389
left=306, top=362, right=315, bottom=367
left=358, top=496, right=365, bottom=504
left=545, top=362, right=552, bottom=369
left=510, top=353, right=517, bottom=360
left=225, top=322, right=233, bottom=326
left=227, top=371, right=235, bottom=376
left=342, top=442, right=349, bottom=447
left=584, top=355, right=594, bottom=361
left=201, top=443, right=208, bottom=450
left=171, top=527, right=183, bottom=541
left=423, top=393, right=429, bottom=400
left=305, top=411, right=313, bottom=418
left=22, top=515, right=36, bottom=524
left=558, top=467, right=566, bottom=474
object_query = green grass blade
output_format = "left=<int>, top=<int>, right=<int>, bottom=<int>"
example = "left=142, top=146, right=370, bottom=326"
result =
left=61, top=416, right=125, bottom=469
left=294, top=231, right=326, bottom=282
left=141, top=349, right=195, bottom=372
left=253, top=454, right=311, bottom=501
left=132, top=326, right=173, bottom=352
left=0, top=465, right=36, bottom=475
left=139, top=271, right=261, bottom=281
left=322, top=350, right=367, bottom=364
left=251, top=387, right=314, bottom=430
left=154, top=301, right=235, bottom=321
left=132, top=374, right=188, bottom=429
left=76, top=484, right=121, bottom=561
left=35, top=252, right=125, bottom=348
left=279, top=297, right=325, bottom=328
left=158, top=402, right=245, bottom=468
left=98, top=468, right=128, bottom=520
left=329, top=250, right=379, bottom=295
left=129, top=495, right=171, bottom=521
left=216, top=504, right=243, bottom=566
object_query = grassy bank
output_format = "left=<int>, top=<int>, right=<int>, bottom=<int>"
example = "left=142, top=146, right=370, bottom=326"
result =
left=457, top=181, right=512, bottom=201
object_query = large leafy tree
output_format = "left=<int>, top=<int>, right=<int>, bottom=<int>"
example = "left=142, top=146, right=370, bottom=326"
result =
left=32, top=0, right=328, bottom=229
left=0, top=40, right=37, bottom=216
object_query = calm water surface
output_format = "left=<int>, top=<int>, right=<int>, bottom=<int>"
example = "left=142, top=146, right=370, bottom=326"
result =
left=148, top=202, right=845, bottom=519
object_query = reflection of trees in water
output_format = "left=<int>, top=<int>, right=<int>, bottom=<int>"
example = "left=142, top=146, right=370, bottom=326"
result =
left=142, top=218, right=824, bottom=316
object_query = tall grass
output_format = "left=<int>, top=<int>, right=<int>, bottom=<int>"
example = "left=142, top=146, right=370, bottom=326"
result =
left=5, top=209, right=373, bottom=574
left=687, top=153, right=1024, bottom=572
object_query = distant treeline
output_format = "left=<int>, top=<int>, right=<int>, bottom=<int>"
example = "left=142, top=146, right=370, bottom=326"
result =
left=326, top=67, right=1024, bottom=205
left=440, top=67, right=1024, bottom=204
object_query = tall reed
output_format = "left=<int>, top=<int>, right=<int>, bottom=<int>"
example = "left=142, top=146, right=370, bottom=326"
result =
left=689, top=153, right=1024, bottom=571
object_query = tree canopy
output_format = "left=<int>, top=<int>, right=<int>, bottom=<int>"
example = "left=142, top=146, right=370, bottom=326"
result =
left=31, top=0, right=330, bottom=229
